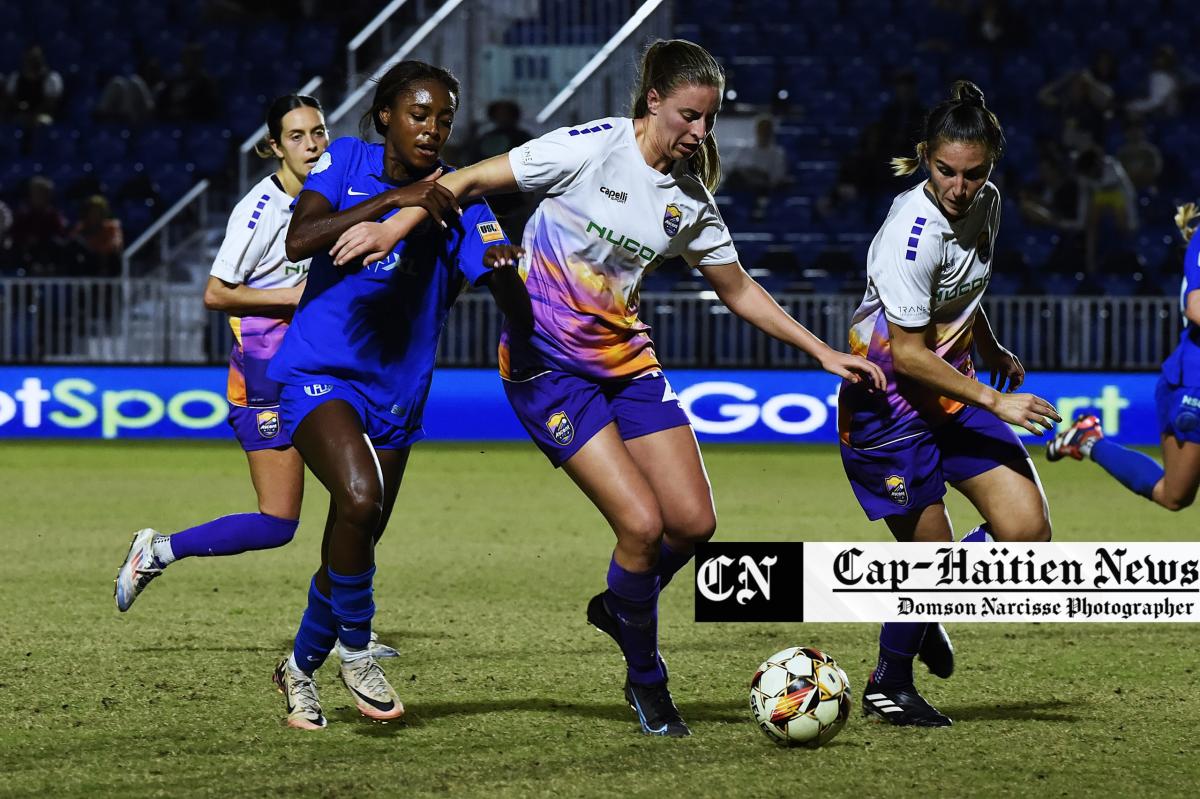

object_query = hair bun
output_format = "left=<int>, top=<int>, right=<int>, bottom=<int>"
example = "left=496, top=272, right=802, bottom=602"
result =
left=951, top=80, right=986, bottom=108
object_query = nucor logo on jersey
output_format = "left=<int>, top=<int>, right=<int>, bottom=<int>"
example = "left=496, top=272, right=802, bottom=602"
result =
left=936, top=274, right=990, bottom=303
left=585, top=220, right=665, bottom=267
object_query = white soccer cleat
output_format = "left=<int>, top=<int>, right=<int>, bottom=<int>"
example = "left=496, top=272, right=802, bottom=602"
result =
left=273, top=658, right=327, bottom=730
left=367, top=631, right=400, bottom=659
left=114, top=528, right=164, bottom=612
left=340, top=655, right=405, bottom=721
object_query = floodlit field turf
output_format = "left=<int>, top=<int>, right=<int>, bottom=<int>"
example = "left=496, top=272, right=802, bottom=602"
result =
left=1, top=440, right=1197, bottom=798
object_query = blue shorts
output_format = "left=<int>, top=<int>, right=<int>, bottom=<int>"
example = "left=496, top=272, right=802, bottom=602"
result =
left=279, top=379, right=423, bottom=451
left=227, top=403, right=291, bottom=451
left=1155, top=375, right=1200, bottom=444
left=840, top=405, right=1029, bottom=520
left=503, top=370, right=691, bottom=467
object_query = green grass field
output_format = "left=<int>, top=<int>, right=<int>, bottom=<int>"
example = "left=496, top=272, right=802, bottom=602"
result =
left=1, top=440, right=1197, bottom=798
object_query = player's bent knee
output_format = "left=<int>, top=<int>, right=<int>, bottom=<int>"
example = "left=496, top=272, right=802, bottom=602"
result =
left=336, top=485, right=384, bottom=533
left=668, top=509, right=717, bottom=546
left=259, top=514, right=299, bottom=548
left=990, top=516, right=1051, bottom=542
left=1160, top=494, right=1195, bottom=512
left=616, top=509, right=665, bottom=553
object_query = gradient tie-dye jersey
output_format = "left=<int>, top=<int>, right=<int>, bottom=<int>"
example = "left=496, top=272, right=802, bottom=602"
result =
left=838, top=182, right=1000, bottom=449
left=209, top=175, right=311, bottom=408
left=1162, top=227, right=1200, bottom=386
left=502, top=117, right=738, bottom=380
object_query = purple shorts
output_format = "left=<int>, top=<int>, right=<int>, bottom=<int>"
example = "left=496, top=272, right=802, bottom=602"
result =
left=227, top=404, right=291, bottom=452
left=279, top=380, right=422, bottom=451
left=1155, top=375, right=1200, bottom=444
left=503, top=370, right=691, bottom=467
left=840, top=405, right=1029, bottom=520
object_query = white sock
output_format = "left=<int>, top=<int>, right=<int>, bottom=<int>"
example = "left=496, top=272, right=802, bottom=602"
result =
left=151, top=535, right=176, bottom=566
left=338, top=641, right=371, bottom=663
left=286, top=653, right=310, bottom=675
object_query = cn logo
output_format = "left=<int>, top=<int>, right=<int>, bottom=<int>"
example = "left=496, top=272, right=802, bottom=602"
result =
left=694, top=542, right=804, bottom=622
left=696, top=554, right=777, bottom=605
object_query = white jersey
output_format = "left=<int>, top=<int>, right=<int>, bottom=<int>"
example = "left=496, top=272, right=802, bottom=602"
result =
left=838, top=181, right=1001, bottom=448
left=209, top=174, right=310, bottom=407
left=503, top=116, right=738, bottom=379
left=210, top=174, right=310, bottom=289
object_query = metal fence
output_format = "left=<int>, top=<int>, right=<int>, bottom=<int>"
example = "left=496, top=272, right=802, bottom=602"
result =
left=0, top=278, right=1182, bottom=370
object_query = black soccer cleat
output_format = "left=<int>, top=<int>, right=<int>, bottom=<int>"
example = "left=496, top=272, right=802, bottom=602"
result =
left=625, top=679, right=692, bottom=737
left=917, top=623, right=955, bottom=679
left=862, top=679, right=953, bottom=727
left=586, top=591, right=622, bottom=650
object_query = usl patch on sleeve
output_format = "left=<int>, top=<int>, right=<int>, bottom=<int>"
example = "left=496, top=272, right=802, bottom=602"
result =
left=477, top=221, right=505, bottom=243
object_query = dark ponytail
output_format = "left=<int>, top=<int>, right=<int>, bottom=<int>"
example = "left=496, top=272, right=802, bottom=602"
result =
left=254, top=94, right=323, bottom=159
left=891, top=80, right=1005, bottom=176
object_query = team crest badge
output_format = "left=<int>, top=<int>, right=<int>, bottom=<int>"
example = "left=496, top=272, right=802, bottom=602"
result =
left=884, top=475, right=909, bottom=506
left=546, top=411, right=574, bottom=446
left=977, top=229, right=992, bottom=263
left=256, top=410, right=280, bottom=438
left=663, top=203, right=682, bottom=237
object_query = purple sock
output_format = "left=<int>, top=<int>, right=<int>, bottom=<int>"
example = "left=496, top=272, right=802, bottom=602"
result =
left=960, top=524, right=993, bottom=542
left=605, top=557, right=665, bottom=685
left=169, top=513, right=297, bottom=559
left=656, top=541, right=693, bottom=589
left=872, top=623, right=925, bottom=687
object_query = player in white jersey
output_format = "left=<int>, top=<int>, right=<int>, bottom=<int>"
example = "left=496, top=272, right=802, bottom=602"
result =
left=114, top=94, right=394, bottom=660
left=838, top=81, right=1061, bottom=727
left=328, top=39, right=884, bottom=737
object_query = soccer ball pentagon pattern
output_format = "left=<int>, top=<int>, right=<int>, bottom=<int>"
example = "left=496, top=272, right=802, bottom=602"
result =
left=750, top=646, right=852, bottom=747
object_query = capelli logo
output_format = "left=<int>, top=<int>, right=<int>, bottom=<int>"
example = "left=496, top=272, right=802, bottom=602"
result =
left=599, top=186, right=628, bottom=203
left=694, top=542, right=804, bottom=622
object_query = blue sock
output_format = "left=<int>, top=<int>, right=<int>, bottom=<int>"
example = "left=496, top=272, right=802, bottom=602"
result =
left=872, top=623, right=924, bottom=687
left=656, top=541, right=693, bottom=589
left=960, top=524, right=993, bottom=543
left=292, top=575, right=337, bottom=674
left=329, top=566, right=375, bottom=650
left=1091, top=438, right=1164, bottom=500
left=605, top=557, right=665, bottom=685
left=169, top=513, right=297, bottom=559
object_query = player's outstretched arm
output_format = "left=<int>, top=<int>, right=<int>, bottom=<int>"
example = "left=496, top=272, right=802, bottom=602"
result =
left=285, top=169, right=460, bottom=263
left=330, top=156, right=520, bottom=267
left=203, top=276, right=303, bottom=319
left=479, top=244, right=533, bottom=332
left=889, top=320, right=1060, bottom=435
left=699, top=261, right=885, bottom=389
left=971, top=307, right=1025, bottom=392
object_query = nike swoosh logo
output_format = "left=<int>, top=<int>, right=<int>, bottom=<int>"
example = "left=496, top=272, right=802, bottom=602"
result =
left=340, top=625, right=356, bottom=632
left=347, top=684, right=395, bottom=712
left=347, top=187, right=369, bottom=196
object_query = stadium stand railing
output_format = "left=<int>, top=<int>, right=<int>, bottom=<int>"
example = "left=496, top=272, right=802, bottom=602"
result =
left=0, top=279, right=1181, bottom=371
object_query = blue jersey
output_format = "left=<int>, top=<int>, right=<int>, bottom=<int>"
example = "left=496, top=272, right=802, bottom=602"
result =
left=268, top=136, right=507, bottom=432
left=1162, top=231, right=1200, bottom=387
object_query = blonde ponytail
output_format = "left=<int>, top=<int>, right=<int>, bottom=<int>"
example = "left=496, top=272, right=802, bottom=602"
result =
left=1175, top=202, right=1199, bottom=242
left=890, top=141, right=928, bottom=177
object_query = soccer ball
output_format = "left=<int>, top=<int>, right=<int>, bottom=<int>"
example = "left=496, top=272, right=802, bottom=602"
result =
left=749, top=646, right=852, bottom=748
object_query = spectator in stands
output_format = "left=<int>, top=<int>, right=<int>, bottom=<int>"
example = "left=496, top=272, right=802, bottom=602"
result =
left=723, top=113, right=791, bottom=194
left=1117, top=118, right=1164, bottom=192
left=966, top=0, right=1025, bottom=51
left=158, top=44, right=221, bottom=122
left=6, top=45, right=64, bottom=127
left=12, top=176, right=68, bottom=274
left=471, top=99, right=533, bottom=160
left=1079, top=147, right=1139, bottom=276
left=70, top=195, right=124, bottom=276
left=468, top=99, right=535, bottom=241
left=1038, top=52, right=1116, bottom=147
left=1126, top=46, right=1186, bottom=119
left=95, top=59, right=161, bottom=125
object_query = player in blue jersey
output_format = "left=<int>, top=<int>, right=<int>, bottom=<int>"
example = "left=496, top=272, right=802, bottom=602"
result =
left=1047, top=202, right=1200, bottom=510
left=267, top=61, right=516, bottom=730
left=325, top=40, right=884, bottom=737
left=839, top=82, right=1061, bottom=727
